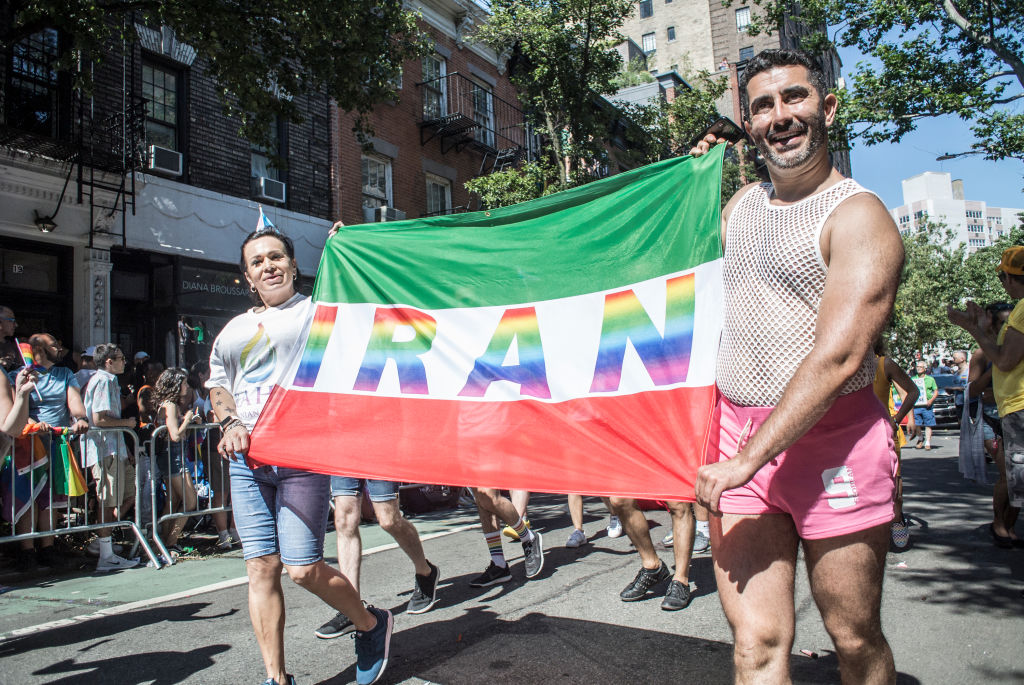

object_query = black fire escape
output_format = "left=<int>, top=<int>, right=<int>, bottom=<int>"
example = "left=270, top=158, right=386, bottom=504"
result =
left=417, top=72, right=536, bottom=177
left=0, top=29, right=146, bottom=248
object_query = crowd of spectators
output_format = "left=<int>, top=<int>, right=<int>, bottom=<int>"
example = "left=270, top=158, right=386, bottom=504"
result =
left=0, top=304, right=234, bottom=574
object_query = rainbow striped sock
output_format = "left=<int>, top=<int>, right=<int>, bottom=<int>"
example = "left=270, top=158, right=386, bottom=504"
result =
left=485, top=531, right=506, bottom=567
left=512, top=517, right=534, bottom=543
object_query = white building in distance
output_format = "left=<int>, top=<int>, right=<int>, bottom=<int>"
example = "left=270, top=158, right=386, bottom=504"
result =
left=890, top=171, right=1023, bottom=252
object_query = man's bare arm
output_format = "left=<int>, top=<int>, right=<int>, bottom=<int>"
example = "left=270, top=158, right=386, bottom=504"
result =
left=209, top=386, right=250, bottom=458
left=209, top=386, right=238, bottom=422
left=949, top=305, right=1024, bottom=373
left=697, top=193, right=904, bottom=513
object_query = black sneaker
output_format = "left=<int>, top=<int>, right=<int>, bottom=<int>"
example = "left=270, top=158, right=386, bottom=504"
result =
left=522, top=530, right=544, bottom=579
left=661, top=579, right=692, bottom=611
left=314, top=611, right=355, bottom=639
left=407, top=561, right=440, bottom=614
left=469, top=561, right=512, bottom=587
left=619, top=560, right=671, bottom=601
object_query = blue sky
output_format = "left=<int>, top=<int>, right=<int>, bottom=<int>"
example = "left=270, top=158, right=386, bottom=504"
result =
left=836, top=46, right=1024, bottom=211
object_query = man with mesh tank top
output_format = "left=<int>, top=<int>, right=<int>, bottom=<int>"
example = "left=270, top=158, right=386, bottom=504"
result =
left=690, top=49, right=903, bottom=684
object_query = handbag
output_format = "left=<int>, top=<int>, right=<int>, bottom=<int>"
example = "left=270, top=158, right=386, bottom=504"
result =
left=958, top=397, right=988, bottom=484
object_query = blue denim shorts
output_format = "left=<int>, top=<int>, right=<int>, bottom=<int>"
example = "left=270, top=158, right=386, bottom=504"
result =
left=330, top=476, right=399, bottom=502
left=229, top=461, right=330, bottom=566
left=913, top=407, right=936, bottom=427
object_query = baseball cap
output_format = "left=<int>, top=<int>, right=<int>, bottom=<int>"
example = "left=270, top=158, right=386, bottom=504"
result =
left=82, top=346, right=96, bottom=357
left=996, top=246, right=1024, bottom=275
left=134, top=351, right=150, bottom=361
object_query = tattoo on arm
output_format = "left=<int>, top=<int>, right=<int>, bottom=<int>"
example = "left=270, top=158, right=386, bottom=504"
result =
left=209, top=387, right=237, bottom=421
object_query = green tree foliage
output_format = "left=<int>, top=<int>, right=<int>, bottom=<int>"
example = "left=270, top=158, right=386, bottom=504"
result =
left=616, top=71, right=759, bottom=206
left=1, top=0, right=428, bottom=145
left=740, top=0, right=1024, bottom=162
left=889, top=220, right=1024, bottom=365
left=609, top=57, right=655, bottom=91
left=464, top=160, right=563, bottom=210
left=472, top=0, right=635, bottom=184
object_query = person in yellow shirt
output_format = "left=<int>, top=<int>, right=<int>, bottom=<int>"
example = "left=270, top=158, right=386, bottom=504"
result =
left=948, top=246, right=1024, bottom=546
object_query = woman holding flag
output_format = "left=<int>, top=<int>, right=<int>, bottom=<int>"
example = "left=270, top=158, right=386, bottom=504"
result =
left=206, top=211, right=392, bottom=685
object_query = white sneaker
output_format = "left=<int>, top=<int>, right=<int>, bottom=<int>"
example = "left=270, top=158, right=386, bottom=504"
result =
left=607, top=516, right=623, bottom=538
left=566, top=528, right=587, bottom=548
left=86, top=539, right=124, bottom=557
left=96, top=554, right=140, bottom=572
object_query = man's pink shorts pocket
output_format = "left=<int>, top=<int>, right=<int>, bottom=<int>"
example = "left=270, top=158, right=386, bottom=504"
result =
left=716, top=386, right=897, bottom=539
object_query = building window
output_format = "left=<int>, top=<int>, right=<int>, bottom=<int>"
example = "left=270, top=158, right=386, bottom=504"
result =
left=735, top=6, right=752, bottom=32
left=470, top=79, right=495, bottom=149
left=6, top=29, right=62, bottom=137
left=361, top=154, right=392, bottom=211
left=421, top=55, right=447, bottom=121
left=251, top=118, right=280, bottom=181
left=142, top=60, right=180, bottom=150
left=639, top=0, right=653, bottom=18
left=642, top=32, right=656, bottom=53
left=739, top=46, right=754, bottom=62
left=667, top=26, right=676, bottom=42
left=425, top=174, right=451, bottom=216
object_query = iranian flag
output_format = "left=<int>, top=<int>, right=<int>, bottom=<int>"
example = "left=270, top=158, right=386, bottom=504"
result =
left=248, top=146, right=725, bottom=500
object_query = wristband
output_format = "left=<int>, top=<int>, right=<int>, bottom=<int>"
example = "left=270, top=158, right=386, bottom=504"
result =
left=73, top=416, right=88, bottom=423
left=219, top=414, right=242, bottom=429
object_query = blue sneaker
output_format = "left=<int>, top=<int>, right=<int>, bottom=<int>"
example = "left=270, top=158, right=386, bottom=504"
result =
left=354, top=606, right=393, bottom=685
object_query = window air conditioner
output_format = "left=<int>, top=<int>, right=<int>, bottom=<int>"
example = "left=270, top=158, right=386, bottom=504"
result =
left=147, top=145, right=183, bottom=176
left=252, top=176, right=287, bottom=204
left=375, top=206, right=406, bottom=222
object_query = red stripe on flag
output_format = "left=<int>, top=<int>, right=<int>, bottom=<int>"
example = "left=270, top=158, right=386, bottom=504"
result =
left=247, top=385, right=719, bottom=501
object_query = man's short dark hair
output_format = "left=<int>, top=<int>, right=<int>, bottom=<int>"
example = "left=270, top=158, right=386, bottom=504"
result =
left=94, top=343, right=122, bottom=367
left=739, top=48, right=829, bottom=121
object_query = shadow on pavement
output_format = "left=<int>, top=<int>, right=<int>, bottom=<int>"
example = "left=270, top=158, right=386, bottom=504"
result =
left=0, top=602, right=237, bottom=659
left=893, top=453, right=1024, bottom=616
left=29, top=643, right=230, bottom=684
left=315, top=608, right=922, bottom=685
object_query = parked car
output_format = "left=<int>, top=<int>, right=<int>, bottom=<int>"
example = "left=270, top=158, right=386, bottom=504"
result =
left=931, top=374, right=965, bottom=427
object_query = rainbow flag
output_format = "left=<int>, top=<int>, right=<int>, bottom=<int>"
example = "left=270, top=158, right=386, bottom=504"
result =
left=249, top=147, right=725, bottom=500
left=16, top=339, right=33, bottom=367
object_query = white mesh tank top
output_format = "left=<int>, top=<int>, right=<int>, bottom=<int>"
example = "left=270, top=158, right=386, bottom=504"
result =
left=716, top=178, right=879, bottom=407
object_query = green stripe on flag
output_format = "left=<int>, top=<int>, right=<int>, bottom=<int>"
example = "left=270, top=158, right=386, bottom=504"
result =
left=315, top=145, right=725, bottom=308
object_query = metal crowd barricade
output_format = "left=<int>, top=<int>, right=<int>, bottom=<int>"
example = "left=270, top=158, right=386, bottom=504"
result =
left=1, top=426, right=161, bottom=568
left=145, top=423, right=231, bottom=566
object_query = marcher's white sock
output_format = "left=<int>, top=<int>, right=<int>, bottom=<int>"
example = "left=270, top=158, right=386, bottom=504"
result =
left=696, top=520, right=710, bottom=537
left=98, top=536, right=113, bottom=560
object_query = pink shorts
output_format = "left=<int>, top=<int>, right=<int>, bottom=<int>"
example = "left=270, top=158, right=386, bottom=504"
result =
left=715, top=386, right=897, bottom=539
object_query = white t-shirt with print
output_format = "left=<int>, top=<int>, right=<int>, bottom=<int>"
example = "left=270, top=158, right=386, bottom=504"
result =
left=206, top=293, right=312, bottom=430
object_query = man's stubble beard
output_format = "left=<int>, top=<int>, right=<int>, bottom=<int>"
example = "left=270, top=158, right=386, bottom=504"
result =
left=753, top=107, right=828, bottom=170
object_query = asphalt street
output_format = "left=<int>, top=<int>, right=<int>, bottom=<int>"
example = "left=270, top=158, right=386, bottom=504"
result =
left=1, top=429, right=1022, bottom=684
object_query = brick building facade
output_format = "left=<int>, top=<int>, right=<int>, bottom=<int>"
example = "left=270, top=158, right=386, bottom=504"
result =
left=0, top=22, right=333, bottom=367
left=332, top=0, right=528, bottom=227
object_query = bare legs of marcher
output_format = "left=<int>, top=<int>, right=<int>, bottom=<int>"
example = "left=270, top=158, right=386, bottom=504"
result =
left=470, top=488, right=544, bottom=585
left=609, top=498, right=698, bottom=610
left=991, top=443, right=1021, bottom=546
left=315, top=480, right=440, bottom=640
left=566, top=494, right=616, bottom=547
left=711, top=514, right=895, bottom=685
left=501, top=489, right=531, bottom=541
